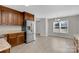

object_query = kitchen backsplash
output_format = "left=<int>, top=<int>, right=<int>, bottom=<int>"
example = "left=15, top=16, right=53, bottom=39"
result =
left=0, top=25, right=22, bottom=34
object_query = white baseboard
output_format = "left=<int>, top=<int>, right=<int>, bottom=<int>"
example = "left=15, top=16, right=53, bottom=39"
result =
left=48, top=34, right=74, bottom=39
left=40, top=33, right=48, bottom=36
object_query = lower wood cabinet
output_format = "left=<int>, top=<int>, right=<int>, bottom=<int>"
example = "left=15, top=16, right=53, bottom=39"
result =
left=17, top=35, right=24, bottom=45
left=9, top=37, right=17, bottom=47
left=17, top=33, right=25, bottom=45
left=7, top=32, right=25, bottom=47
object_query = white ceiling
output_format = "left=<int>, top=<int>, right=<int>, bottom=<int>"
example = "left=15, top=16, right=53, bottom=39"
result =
left=4, top=5, right=79, bottom=18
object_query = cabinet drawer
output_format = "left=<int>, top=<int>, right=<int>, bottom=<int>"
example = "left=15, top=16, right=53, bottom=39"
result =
left=17, top=32, right=24, bottom=36
left=8, top=33, right=17, bottom=38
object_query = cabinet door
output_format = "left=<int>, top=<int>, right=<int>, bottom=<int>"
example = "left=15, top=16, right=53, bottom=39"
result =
left=29, top=14, right=34, bottom=21
left=9, top=37, right=17, bottom=47
left=13, top=12, right=18, bottom=25
left=1, top=8, right=8, bottom=25
left=8, top=33, right=17, bottom=47
left=8, top=11, right=14, bottom=25
left=24, top=12, right=34, bottom=21
left=17, top=32, right=25, bottom=45
left=0, top=7, right=1, bottom=24
left=17, top=35, right=24, bottom=45
left=24, top=13, right=28, bottom=20
left=17, top=13, right=23, bottom=25
left=1, top=7, right=16, bottom=25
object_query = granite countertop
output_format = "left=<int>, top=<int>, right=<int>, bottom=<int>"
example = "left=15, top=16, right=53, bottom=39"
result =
left=0, top=38, right=11, bottom=52
left=3, top=31, right=25, bottom=34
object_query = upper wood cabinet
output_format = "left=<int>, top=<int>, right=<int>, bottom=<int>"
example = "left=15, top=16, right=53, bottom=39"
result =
left=0, top=6, right=34, bottom=25
left=8, top=11, right=23, bottom=25
left=17, top=12, right=23, bottom=25
left=8, top=11, right=14, bottom=25
left=0, top=5, right=24, bottom=25
left=13, top=11, right=18, bottom=25
left=1, top=7, right=8, bottom=25
left=23, top=12, right=34, bottom=21
left=1, top=7, right=14, bottom=25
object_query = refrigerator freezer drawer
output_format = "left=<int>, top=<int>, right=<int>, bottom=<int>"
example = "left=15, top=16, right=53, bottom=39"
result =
left=26, top=33, right=34, bottom=43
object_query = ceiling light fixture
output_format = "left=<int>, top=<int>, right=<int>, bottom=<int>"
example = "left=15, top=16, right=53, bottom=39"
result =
left=25, top=4, right=30, bottom=7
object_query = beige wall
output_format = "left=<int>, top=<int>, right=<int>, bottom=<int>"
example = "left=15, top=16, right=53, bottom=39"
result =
left=48, top=15, right=79, bottom=39
left=36, top=18, right=47, bottom=36
left=36, top=21, right=40, bottom=34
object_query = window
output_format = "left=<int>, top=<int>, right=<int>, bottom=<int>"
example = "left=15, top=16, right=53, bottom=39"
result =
left=53, top=20, right=68, bottom=33
left=53, top=22, right=60, bottom=33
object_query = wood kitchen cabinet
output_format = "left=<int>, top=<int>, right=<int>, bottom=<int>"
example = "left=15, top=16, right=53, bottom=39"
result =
left=1, top=7, right=8, bottom=25
left=8, top=11, right=14, bottom=25
left=23, top=12, right=34, bottom=21
left=0, top=5, right=24, bottom=25
left=1, top=7, right=15, bottom=25
left=10, top=9, right=23, bottom=25
left=8, top=11, right=23, bottom=25
left=13, top=12, right=18, bottom=25
left=17, top=12, right=23, bottom=25
left=0, top=5, right=34, bottom=25
left=28, top=14, right=34, bottom=20
left=7, top=32, right=25, bottom=47
left=10, top=11, right=24, bottom=25
left=10, top=37, right=17, bottom=47
left=17, top=32, right=25, bottom=45
left=7, top=33, right=17, bottom=47
left=1, top=6, right=16, bottom=25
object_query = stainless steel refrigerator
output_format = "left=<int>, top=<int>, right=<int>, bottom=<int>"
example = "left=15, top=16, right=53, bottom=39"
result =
left=22, top=20, right=35, bottom=43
